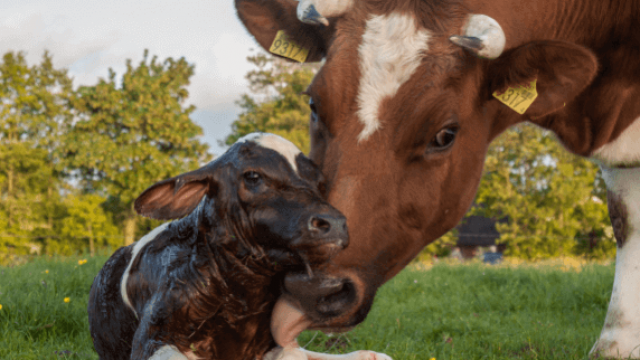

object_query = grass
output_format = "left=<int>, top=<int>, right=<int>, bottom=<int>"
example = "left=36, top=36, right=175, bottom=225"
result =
left=0, top=256, right=615, bottom=360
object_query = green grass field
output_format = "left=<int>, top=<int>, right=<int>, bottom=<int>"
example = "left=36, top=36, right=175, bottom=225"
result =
left=0, top=256, right=615, bottom=360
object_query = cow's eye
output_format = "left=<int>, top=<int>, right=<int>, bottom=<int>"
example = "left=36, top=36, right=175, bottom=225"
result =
left=243, top=171, right=262, bottom=185
left=309, top=98, right=319, bottom=122
left=309, top=98, right=317, bottom=114
left=430, top=127, right=458, bottom=151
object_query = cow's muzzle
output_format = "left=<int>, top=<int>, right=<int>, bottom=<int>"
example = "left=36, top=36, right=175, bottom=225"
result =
left=283, top=270, right=370, bottom=330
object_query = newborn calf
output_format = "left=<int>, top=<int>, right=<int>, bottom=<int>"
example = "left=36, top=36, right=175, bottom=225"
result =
left=88, top=133, right=390, bottom=360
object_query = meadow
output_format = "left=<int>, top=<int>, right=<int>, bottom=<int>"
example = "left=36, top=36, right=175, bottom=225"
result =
left=0, top=256, right=615, bottom=360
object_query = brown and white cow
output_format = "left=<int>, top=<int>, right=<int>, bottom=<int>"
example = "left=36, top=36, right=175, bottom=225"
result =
left=233, top=0, right=640, bottom=358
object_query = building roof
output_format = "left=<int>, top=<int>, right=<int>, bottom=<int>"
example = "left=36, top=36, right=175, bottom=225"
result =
left=456, top=215, right=501, bottom=246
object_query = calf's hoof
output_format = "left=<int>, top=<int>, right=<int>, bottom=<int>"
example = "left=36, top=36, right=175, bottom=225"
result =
left=354, top=350, right=393, bottom=360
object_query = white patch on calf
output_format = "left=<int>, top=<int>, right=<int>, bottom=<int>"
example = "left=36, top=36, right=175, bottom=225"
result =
left=120, top=222, right=170, bottom=314
left=149, top=345, right=189, bottom=360
left=239, top=132, right=302, bottom=173
left=357, top=13, right=430, bottom=142
left=591, top=166, right=640, bottom=359
left=592, top=117, right=640, bottom=167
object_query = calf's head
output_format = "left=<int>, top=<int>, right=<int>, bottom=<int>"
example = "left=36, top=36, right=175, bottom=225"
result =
left=235, top=0, right=599, bottom=329
left=134, top=132, right=348, bottom=271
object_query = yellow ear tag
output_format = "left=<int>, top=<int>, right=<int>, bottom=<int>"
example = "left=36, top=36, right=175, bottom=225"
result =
left=493, top=80, right=538, bottom=115
left=269, top=30, right=310, bottom=63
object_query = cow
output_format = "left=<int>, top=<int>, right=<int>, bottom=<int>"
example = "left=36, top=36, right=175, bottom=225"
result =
left=232, top=0, right=640, bottom=358
left=88, top=133, right=391, bottom=360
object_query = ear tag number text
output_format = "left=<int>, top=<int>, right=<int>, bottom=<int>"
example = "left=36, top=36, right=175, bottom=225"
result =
left=269, top=30, right=310, bottom=63
left=493, top=80, right=538, bottom=115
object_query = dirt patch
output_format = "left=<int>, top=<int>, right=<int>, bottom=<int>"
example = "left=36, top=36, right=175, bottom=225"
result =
left=607, top=190, right=629, bottom=248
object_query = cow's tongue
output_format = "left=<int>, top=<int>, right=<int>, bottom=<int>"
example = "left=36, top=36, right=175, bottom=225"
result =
left=271, top=297, right=312, bottom=349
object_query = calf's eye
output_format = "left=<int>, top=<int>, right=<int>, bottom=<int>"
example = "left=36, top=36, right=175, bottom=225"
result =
left=430, top=127, right=458, bottom=150
left=243, top=171, right=261, bottom=184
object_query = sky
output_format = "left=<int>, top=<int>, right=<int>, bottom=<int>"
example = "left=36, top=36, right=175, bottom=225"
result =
left=0, top=0, right=261, bottom=156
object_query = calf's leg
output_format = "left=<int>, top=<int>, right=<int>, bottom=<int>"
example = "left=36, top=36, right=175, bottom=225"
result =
left=148, top=345, right=189, bottom=360
left=591, top=167, right=640, bottom=359
left=131, top=300, right=192, bottom=360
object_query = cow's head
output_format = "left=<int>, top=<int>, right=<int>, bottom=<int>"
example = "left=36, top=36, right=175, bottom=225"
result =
left=235, top=0, right=598, bottom=329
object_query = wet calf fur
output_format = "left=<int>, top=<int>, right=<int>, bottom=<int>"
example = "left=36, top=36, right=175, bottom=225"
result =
left=88, top=133, right=348, bottom=360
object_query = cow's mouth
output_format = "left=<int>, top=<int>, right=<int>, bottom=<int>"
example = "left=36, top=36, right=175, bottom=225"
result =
left=282, top=271, right=358, bottom=327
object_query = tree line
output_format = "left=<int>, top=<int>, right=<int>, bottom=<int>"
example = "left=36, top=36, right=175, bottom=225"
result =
left=0, top=50, right=210, bottom=263
left=0, top=49, right=616, bottom=262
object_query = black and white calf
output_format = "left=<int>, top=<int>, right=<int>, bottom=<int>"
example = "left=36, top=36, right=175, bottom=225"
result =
left=88, top=133, right=392, bottom=360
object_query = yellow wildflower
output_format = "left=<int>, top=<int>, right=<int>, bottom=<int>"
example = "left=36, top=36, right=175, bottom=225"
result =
left=430, top=358, right=436, bottom=360
left=45, top=270, right=49, bottom=274
left=78, top=259, right=88, bottom=265
left=0, top=304, right=3, bottom=310
left=64, top=297, right=70, bottom=303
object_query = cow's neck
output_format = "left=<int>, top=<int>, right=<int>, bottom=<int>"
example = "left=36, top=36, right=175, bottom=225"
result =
left=469, top=0, right=640, bottom=165
left=468, top=0, right=639, bottom=49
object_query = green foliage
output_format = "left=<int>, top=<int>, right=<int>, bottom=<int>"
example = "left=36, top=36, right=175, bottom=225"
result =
left=51, top=194, right=120, bottom=256
left=415, top=229, right=458, bottom=259
left=0, top=49, right=211, bottom=254
left=59, top=50, right=211, bottom=245
left=225, top=52, right=318, bottom=153
left=472, top=124, right=614, bottom=260
left=0, top=258, right=615, bottom=359
left=0, top=51, right=73, bottom=256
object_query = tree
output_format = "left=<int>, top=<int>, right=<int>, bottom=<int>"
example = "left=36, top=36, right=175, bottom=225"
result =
left=0, top=51, right=74, bottom=256
left=60, top=51, right=211, bottom=245
left=224, top=52, right=318, bottom=153
left=55, top=194, right=120, bottom=256
left=471, top=124, right=614, bottom=260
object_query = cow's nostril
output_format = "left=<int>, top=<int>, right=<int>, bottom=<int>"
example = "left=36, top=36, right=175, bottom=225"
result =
left=309, top=216, right=331, bottom=233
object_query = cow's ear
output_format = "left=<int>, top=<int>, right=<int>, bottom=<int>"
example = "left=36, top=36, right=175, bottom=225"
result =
left=235, top=0, right=333, bottom=62
left=488, top=41, right=598, bottom=118
left=134, top=165, right=220, bottom=220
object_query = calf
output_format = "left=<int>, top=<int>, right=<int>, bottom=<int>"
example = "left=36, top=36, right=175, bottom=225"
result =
left=88, top=133, right=391, bottom=360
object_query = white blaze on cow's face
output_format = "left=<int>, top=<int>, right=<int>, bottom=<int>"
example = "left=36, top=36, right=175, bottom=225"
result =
left=357, top=12, right=431, bottom=142
left=120, top=222, right=171, bottom=313
left=238, top=132, right=302, bottom=173
left=592, top=117, right=640, bottom=167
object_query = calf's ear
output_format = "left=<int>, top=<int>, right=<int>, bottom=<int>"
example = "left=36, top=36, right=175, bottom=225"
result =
left=295, top=154, right=326, bottom=194
left=235, top=0, right=333, bottom=62
left=134, top=166, right=219, bottom=220
left=488, top=40, right=598, bottom=118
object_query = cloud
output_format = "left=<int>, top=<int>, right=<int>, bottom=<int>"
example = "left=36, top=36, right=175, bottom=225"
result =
left=0, top=0, right=262, bottom=151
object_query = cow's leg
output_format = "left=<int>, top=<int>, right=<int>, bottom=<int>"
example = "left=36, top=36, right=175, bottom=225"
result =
left=591, top=166, right=640, bottom=359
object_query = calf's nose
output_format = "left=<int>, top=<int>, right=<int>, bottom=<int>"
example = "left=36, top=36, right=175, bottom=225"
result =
left=307, top=214, right=348, bottom=248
